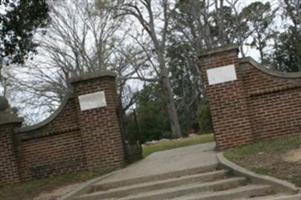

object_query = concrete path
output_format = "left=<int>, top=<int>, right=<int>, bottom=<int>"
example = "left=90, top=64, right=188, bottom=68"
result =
left=98, top=142, right=217, bottom=183
left=69, top=143, right=301, bottom=200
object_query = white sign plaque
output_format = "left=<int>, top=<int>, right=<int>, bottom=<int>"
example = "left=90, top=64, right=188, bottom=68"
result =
left=78, top=91, right=107, bottom=111
left=207, top=64, right=237, bottom=85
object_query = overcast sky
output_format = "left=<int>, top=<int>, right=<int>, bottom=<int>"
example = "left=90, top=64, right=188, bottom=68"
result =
left=1, top=0, right=287, bottom=124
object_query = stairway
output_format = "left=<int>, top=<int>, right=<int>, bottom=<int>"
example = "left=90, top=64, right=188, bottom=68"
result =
left=72, top=164, right=301, bottom=200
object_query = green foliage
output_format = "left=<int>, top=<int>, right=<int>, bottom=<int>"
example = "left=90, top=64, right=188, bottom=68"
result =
left=125, top=84, right=171, bottom=142
left=272, top=29, right=301, bottom=72
left=225, top=135, right=301, bottom=161
left=123, top=113, right=140, bottom=144
left=240, top=2, right=275, bottom=62
left=197, top=102, right=213, bottom=134
left=271, top=26, right=301, bottom=72
left=240, top=2, right=274, bottom=30
left=210, top=6, right=242, bottom=45
left=0, top=0, right=49, bottom=65
left=268, top=0, right=301, bottom=71
left=167, top=41, right=202, bottom=134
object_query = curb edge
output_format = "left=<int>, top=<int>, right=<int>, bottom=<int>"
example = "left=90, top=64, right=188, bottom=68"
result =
left=58, top=171, right=117, bottom=200
left=217, top=152, right=300, bottom=194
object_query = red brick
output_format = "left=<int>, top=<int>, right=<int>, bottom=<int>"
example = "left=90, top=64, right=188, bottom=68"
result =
left=0, top=72, right=126, bottom=184
left=200, top=46, right=301, bottom=150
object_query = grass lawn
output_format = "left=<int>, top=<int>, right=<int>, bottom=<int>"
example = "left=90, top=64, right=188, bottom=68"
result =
left=143, top=134, right=214, bottom=157
left=0, top=170, right=106, bottom=200
left=225, top=135, right=301, bottom=187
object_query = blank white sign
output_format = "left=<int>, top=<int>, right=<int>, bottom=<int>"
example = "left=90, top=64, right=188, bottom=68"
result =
left=79, top=91, right=107, bottom=111
left=207, top=64, right=237, bottom=85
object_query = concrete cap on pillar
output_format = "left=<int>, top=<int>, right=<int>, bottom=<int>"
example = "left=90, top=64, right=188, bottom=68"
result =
left=69, top=70, right=116, bottom=84
left=0, top=96, right=23, bottom=125
left=199, top=45, right=239, bottom=58
left=0, top=96, right=9, bottom=111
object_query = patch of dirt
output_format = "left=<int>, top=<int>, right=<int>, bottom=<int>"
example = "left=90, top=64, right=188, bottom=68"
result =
left=33, top=183, right=82, bottom=200
left=234, top=151, right=301, bottom=187
left=283, top=148, right=301, bottom=163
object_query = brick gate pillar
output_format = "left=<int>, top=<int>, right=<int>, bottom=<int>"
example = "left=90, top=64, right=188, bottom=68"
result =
left=0, top=97, right=23, bottom=184
left=71, top=71, right=125, bottom=171
left=199, top=46, right=253, bottom=150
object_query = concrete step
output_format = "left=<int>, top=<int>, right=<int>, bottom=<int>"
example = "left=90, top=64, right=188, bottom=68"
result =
left=240, top=193, right=301, bottom=200
left=86, top=169, right=228, bottom=199
left=170, top=184, right=273, bottom=200
left=75, top=177, right=246, bottom=200
left=90, top=164, right=218, bottom=191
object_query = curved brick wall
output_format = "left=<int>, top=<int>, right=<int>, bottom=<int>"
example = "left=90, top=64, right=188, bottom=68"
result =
left=240, top=58, right=301, bottom=141
left=200, top=46, right=301, bottom=150
left=0, top=71, right=126, bottom=184
left=16, top=97, right=84, bottom=180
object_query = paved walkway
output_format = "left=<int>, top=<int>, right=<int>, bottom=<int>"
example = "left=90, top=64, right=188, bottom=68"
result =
left=97, top=142, right=218, bottom=183
left=70, top=142, right=301, bottom=200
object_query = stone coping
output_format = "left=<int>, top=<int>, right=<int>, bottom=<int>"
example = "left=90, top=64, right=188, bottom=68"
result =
left=0, top=96, right=9, bottom=111
left=18, top=70, right=116, bottom=134
left=18, top=93, right=73, bottom=133
left=199, top=45, right=239, bottom=58
left=19, top=126, right=80, bottom=141
left=248, top=85, right=301, bottom=97
left=0, top=116, right=23, bottom=126
left=70, top=70, right=116, bottom=84
left=240, top=57, right=301, bottom=79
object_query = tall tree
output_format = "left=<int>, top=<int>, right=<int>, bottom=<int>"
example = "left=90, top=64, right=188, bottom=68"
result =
left=9, top=0, right=135, bottom=123
left=172, top=0, right=215, bottom=52
left=118, top=0, right=182, bottom=138
left=0, top=0, right=49, bottom=65
left=272, top=28, right=301, bottom=72
left=240, top=2, right=276, bottom=63
left=167, top=0, right=249, bottom=134
left=271, top=0, right=301, bottom=71
left=126, top=84, right=170, bottom=142
left=0, top=0, right=49, bottom=96
left=167, top=41, right=202, bottom=134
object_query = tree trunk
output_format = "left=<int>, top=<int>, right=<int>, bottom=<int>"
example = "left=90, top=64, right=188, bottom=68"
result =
left=258, top=41, right=265, bottom=63
left=160, top=67, right=182, bottom=138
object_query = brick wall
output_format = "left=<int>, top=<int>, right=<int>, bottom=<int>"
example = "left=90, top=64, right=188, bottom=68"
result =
left=18, top=130, right=85, bottom=180
left=200, top=46, right=301, bottom=150
left=199, top=47, right=254, bottom=150
left=0, top=123, right=21, bottom=184
left=241, top=60, right=301, bottom=141
left=0, top=71, right=127, bottom=184
left=16, top=97, right=85, bottom=181
left=72, top=74, right=125, bottom=172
